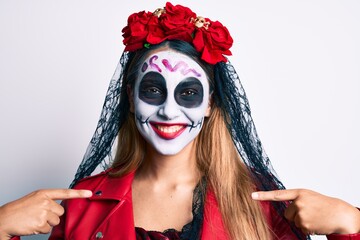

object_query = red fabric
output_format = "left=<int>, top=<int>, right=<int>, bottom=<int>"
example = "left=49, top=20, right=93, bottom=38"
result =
left=327, top=234, right=360, bottom=240
left=47, top=168, right=360, bottom=240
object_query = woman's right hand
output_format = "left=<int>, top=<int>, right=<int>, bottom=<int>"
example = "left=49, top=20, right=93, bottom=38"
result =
left=0, top=189, right=92, bottom=240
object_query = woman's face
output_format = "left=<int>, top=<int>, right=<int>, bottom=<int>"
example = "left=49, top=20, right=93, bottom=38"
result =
left=131, top=49, right=211, bottom=155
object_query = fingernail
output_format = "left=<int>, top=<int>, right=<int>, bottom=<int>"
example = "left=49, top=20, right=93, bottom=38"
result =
left=83, top=190, right=93, bottom=197
left=251, top=192, right=259, bottom=199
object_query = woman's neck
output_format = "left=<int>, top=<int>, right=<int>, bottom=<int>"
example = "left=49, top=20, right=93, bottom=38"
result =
left=136, top=140, right=200, bottom=187
left=132, top=140, right=201, bottom=232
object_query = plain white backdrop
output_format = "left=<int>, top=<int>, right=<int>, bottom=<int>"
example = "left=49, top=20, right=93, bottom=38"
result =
left=0, top=1, right=359, bottom=239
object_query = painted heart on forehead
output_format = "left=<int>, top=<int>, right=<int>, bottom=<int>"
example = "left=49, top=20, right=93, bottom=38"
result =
left=132, top=50, right=211, bottom=155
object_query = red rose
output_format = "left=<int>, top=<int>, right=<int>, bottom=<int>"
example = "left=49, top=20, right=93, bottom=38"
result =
left=158, top=2, right=196, bottom=43
left=121, top=2, right=234, bottom=65
left=161, top=2, right=196, bottom=31
left=193, top=20, right=233, bottom=64
left=146, top=15, right=166, bottom=44
left=122, top=11, right=155, bottom=51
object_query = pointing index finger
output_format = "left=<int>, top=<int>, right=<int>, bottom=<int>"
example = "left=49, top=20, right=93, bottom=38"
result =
left=42, top=189, right=93, bottom=200
left=252, top=189, right=300, bottom=201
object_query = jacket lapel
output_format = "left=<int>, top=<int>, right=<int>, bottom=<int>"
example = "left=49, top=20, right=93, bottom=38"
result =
left=74, top=171, right=137, bottom=240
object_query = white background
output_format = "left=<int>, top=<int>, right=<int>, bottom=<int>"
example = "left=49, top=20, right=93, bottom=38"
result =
left=0, top=1, right=359, bottom=239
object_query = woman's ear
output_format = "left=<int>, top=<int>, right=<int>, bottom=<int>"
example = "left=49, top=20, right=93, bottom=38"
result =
left=205, top=93, right=213, bottom=117
left=127, top=85, right=134, bottom=113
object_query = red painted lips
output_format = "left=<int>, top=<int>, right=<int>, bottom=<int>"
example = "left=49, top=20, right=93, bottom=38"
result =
left=150, top=122, right=187, bottom=140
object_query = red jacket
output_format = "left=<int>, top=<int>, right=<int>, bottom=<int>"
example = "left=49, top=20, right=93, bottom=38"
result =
left=48, top=169, right=360, bottom=240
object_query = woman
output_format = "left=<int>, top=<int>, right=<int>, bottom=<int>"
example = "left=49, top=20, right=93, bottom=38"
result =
left=1, top=2, right=359, bottom=240
left=46, top=2, right=359, bottom=240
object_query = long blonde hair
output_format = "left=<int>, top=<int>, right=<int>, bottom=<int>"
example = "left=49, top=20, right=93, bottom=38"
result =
left=111, top=40, right=272, bottom=239
left=196, top=106, right=271, bottom=239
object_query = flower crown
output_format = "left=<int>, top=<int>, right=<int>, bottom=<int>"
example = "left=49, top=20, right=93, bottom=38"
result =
left=122, top=2, right=233, bottom=65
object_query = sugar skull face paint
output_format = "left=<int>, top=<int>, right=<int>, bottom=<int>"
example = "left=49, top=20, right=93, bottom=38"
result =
left=132, top=50, right=211, bottom=155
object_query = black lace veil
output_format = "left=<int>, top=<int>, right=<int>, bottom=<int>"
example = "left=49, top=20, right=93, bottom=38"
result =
left=71, top=51, right=130, bottom=187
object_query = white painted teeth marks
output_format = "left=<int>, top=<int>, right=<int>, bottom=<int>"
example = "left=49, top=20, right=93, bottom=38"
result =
left=136, top=115, right=150, bottom=125
left=188, top=118, right=204, bottom=132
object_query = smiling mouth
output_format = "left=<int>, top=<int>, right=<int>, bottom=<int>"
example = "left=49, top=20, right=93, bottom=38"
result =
left=150, top=122, right=187, bottom=140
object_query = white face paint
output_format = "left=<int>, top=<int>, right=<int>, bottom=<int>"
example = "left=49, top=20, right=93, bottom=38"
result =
left=132, top=50, right=210, bottom=155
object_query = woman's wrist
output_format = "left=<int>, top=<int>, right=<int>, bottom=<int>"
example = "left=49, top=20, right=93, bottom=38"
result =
left=336, top=206, right=360, bottom=234
left=0, top=206, right=12, bottom=240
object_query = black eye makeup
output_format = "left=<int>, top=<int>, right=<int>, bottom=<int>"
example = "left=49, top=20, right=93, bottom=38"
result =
left=139, top=72, right=167, bottom=105
left=174, top=77, right=204, bottom=108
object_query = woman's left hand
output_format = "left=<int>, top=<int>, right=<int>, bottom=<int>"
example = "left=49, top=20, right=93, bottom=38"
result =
left=252, top=189, right=360, bottom=235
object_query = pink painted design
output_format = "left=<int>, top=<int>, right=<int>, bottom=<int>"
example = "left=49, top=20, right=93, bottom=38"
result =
left=161, top=59, right=201, bottom=77
left=141, top=62, right=148, bottom=72
left=149, top=55, right=162, bottom=73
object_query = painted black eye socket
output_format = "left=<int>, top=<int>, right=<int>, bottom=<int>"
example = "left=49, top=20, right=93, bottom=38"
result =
left=175, top=77, right=204, bottom=108
left=139, top=72, right=167, bottom=105
left=139, top=73, right=205, bottom=108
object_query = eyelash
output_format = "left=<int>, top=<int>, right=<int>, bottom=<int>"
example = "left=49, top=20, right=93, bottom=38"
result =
left=181, top=89, right=198, bottom=96
left=144, top=87, right=162, bottom=94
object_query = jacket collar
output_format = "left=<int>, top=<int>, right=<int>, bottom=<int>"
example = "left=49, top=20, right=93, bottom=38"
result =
left=89, top=169, right=135, bottom=201
left=78, top=168, right=229, bottom=239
